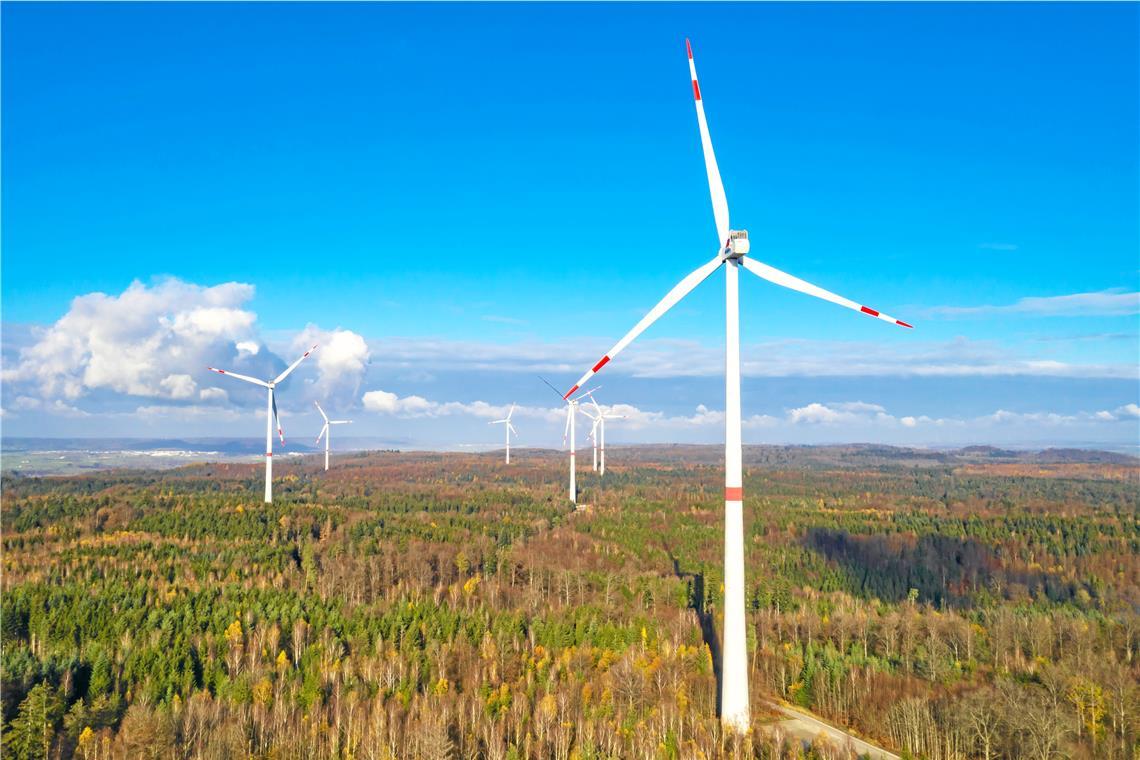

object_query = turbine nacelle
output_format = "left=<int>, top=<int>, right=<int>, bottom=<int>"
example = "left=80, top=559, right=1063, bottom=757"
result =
left=726, top=230, right=749, bottom=258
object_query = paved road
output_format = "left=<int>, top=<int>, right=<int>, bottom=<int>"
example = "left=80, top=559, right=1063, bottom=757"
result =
left=761, top=701, right=900, bottom=760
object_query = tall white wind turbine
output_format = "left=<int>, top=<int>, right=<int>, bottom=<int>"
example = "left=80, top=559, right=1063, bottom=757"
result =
left=490, top=403, right=518, bottom=464
left=315, top=401, right=352, bottom=472
left=207, top=344, right=318, bottom=503
left=561, top=40, right=912, bottom=732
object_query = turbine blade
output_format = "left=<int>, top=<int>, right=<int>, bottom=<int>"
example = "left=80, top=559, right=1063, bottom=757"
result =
left=272, top=392, right=285, bottom=444
left=563, top=254, right=724, bottom=398
left=507, top=403, right=516, bottom=421
left=508, top=422, right=518, bottom=437
left=317, top=423, right=328, bottom=444
left=273, top=344, right=318, bottom=385
left=206, top=367, right=269, bottom=388
left=314, top=401, right=329, bottom=422
left=589, top=393, right=603, bottom=416
left=687, top=39, right=730, bottom=249
left=570, top=385, right=601, bottom=403
left=538, top=375, right=565, bottom=400
left=563, top=406, right=571, bottom=445
left=741, top=256, right=913, bottom=329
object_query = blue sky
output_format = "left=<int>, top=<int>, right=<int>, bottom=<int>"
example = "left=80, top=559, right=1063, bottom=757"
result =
left=2, top=3, right=1137, bottom=450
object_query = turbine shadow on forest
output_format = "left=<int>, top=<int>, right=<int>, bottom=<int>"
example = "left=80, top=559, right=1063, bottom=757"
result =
left=664, top=542, right=722, bottom=716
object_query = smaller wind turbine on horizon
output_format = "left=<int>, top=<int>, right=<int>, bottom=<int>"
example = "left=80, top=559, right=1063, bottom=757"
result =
left=315, top=401, right=352, bottom=472
left=489, top=403, right=518, bottom=463
left=541, top=376, right=598, bottom=505
left=207, top=344, right=317, bottom=503
left=580, top=391, right=625, bottom=476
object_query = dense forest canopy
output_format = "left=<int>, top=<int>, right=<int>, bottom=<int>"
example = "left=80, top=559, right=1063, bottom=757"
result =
left=1, top=446, right=1137, bottom=759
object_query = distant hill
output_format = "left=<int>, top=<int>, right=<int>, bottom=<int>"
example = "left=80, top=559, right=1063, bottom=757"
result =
left=2, top=438, right=1135, bottom=476
left=606, top=443, right=1139, bottom=468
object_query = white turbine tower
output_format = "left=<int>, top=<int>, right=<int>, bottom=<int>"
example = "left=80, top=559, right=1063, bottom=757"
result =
left=582, top=406, right=600, bottom=471
left=561, top=40, right=912, bottom=733
left=207, top=344, right=317, bottom=503
left=490, top=403, right=518, bottom=463
left=581, top=391, right=625, bottom=476
left=315, top=401, right=352, bottom=472
left=562, top=398, right=579, bottom=503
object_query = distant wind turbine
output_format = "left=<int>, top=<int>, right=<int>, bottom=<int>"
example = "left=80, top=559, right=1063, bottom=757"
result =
left=489, top=403, right=518, bottom=463
left=207, top=344, right=317, bottom=503
left=541, top=377, right=597, bottom=504
left=561, top=40, right=912, bottom=733
left=580, top=391, right=625, bottom=476
left=315, top=401, right=352, bottom=471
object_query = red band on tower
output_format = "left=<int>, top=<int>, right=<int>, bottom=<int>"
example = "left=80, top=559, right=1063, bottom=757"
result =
left=725, top=487, right=743, bottom=501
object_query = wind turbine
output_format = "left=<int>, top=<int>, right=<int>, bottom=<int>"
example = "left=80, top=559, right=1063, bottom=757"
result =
left=489, top=403, right=518, bottom=463
left=315, top=401, right=352, bottom=472
left=561, top=40, right=912, bottom=733
left=207, top=344, right=318, bottom=503
left=541, top=377, right=597, bottom=504
left=581, top=406, right=601, bottom=471
left=581, top=391, right=625, bottom=476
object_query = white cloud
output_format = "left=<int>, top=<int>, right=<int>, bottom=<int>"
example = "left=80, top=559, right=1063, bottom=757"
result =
left=9, top=396, right=89, bottom=417
left=362, top=390, right=435, bottom=416
left=361, top=389, right=559, bottom=422
left=2, top=278, right=261, bottom=402
left=293, top=325, right=370, bottom=396
left=928, top=289, right=1139, bottom=319
left=1091, top=403, right=1140, bottom=422
left=1115, top=403, right=1140, bottom=419
left=159, top=374, right=197, bottom=399
left=788, top=401, right=894, bottom=425
left=199, top=387, right=228, bottom=403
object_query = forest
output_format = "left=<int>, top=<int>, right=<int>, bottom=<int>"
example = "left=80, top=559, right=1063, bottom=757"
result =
left=1, top=445, right=1137, bottom=759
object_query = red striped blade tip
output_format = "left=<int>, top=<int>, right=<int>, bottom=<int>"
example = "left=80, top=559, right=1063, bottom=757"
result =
left=686, top=39, right=693, bottom=59
left=897, top=320, right=914, bottom=329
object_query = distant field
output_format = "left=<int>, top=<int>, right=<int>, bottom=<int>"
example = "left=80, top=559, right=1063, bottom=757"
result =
left=1, top=446, right=1137, bottom=759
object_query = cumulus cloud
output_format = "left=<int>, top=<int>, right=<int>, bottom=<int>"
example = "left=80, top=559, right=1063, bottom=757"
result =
left=1090, top=403, right=1140, bottom=423
left=789, top=401, right=894, bottom=425
left=3, top=278, right=262, bottom=403
left=293, top=325, right=370, bottom=394
left=928, top=289, right=1139, bottom=319
left=361, top=390, right=560, bottom=422
left=362, top=390, right=436, bottom=416
left=1114, top=403, right=1140, bottom=419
